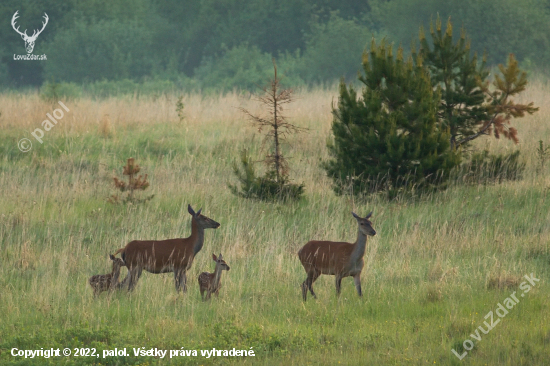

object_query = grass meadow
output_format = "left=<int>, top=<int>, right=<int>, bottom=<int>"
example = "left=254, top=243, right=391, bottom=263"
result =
left=0, top=82, right=549, bottom=365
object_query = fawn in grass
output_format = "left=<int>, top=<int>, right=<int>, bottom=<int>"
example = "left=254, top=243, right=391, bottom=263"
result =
left=298, top=211, right=376, bottom=301
left=89, top=255, right=126, bottom=297
left=198, top=253, right=230, bottom=301
left=114, top=205, right=220, bottom=293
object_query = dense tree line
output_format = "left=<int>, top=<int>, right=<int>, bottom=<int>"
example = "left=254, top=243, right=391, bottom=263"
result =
left=1, top=0, right=549, bottom=90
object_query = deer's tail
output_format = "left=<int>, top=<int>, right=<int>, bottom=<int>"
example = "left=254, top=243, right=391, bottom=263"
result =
left=112, top=247, right=125, bottom=257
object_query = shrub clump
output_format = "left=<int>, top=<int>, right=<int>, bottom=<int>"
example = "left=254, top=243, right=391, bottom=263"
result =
left=230, top=150, right=304, bottom=201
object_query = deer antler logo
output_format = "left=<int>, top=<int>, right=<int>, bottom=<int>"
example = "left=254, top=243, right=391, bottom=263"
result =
left=11, top=11, right=49, bottom=54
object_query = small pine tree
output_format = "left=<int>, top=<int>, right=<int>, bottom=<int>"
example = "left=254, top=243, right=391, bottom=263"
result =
left=324, top=39, right=461, bottom=197
left=176, top=95, right=185, bottom=122
left=109, top=158, right=154, bottom=203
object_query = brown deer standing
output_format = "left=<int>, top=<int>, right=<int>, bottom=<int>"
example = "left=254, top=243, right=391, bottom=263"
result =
left=114, top=204, right=220, bottom=292
left=298, top=211, right=376, bottom=301
left=88, top=255, right=126, bottom=297
left=198, top=253, right=230, bottom=301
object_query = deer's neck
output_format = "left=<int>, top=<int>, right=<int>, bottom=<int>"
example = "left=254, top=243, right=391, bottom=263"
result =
left=212, top=266, right=223, bottom=288
left=350, top=230, right=368, bottom=263
left=190, top=219, right=205, bottom=255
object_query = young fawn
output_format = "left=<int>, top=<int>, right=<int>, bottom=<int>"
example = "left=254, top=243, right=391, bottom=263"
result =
left=198, top=253, right=230, bottom=301
left=89, top=254, right=126, bottom=297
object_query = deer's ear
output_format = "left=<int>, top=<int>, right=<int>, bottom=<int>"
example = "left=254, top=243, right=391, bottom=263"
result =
left=196, top=208, right=202, bottom=216
left=212, top=253, right=217, bottom=261
left=218, top=253, right=223, bottom=260
left=365, top=211, right=373, bottom=219
left=188, top=204, right=195, bottom=216
left=352, top=212, right=360, bottom=219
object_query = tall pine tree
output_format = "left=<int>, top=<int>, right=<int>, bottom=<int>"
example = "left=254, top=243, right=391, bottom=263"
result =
left=324, top=39, right=460, bottom=197
left=415, top=17, right=538, bottom=150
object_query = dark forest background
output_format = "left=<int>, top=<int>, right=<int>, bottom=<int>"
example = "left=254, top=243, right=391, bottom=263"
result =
left=1, top=0, right=549, bottom=92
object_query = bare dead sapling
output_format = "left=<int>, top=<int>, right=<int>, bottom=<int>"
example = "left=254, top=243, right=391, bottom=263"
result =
left=230, top=60, right=305, bottom=201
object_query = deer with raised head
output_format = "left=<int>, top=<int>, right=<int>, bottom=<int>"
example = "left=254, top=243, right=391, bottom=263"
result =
left=11, top=11, right=49, bottom=54
left=298, top=211, right=376, bottom=301
left=198, top=253, right=230, bottom=301
left=114, top=204, right=220, bottom=292
left=89, top=255, right=126, bottom=297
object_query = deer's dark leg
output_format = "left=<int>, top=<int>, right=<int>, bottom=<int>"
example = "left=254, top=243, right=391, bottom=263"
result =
left=127, top=267, right=142, bottom=291
left=308, top=271, right=320, bottom=299
left=302, top=272, right=314, bottom=301
left=174, top=269, right=180, bottom=291
left=174, top=269, right=184, bottom=292
left=181, top=271, right=187, bottom=293
left=302, top=270, right=320, bottom=301
left=174, top=269, right=188, bottom=293
left=335, top=276, right=343, bottom=296
left=353, top=273, right=362, bottom=297
left=301, top=279, right=308, bottom=301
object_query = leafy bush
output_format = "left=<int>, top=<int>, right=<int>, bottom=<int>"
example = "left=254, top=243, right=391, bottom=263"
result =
left=40, top=80, right=81, bottom=102
left=194, top=44, right=274, bottom=92
left=194, top=44, right=307, bottom=91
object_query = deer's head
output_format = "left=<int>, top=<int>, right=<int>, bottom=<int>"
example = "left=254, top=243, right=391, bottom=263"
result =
left=352, top=211, right=376, bottom=236
left=12, top=11, right=49, bottom=54
left=109, top=254, right=126, bottom=269
left=188, top=204, right=221, bottom=229
left=213, top=253, right=230, bottom=271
